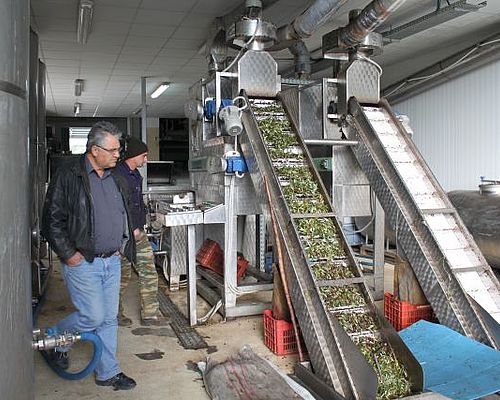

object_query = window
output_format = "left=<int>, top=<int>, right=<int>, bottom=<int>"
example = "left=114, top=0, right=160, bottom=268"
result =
left=69, top=127, right=91, bottom=154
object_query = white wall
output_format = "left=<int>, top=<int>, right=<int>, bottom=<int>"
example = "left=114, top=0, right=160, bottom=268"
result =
left=393, top=59, right=500, bottom=191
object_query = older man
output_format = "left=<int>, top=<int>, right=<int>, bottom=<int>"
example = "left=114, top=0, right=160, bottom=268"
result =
left=42, top=121, right=136, bottom=391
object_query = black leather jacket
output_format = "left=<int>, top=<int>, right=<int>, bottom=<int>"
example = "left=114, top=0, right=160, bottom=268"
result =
left=42, top=155, right=136, bottom=264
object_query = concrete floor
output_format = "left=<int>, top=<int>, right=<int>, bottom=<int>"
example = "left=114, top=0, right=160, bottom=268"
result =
left=34, top=261, right=298, bottom=399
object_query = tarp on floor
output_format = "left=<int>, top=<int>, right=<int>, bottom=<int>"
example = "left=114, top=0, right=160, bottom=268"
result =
left=400, top=320, right=500, bottom=400
left=199, top=345, right=314, bottom=400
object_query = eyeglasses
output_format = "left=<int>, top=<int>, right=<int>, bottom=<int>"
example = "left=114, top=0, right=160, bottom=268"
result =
left=95, top=144, right=121, bottom=155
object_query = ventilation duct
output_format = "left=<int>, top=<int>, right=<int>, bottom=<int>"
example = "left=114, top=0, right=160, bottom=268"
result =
left=288, top=40, right=311, bottom=78
left=339, top=0, right=407, bottom=48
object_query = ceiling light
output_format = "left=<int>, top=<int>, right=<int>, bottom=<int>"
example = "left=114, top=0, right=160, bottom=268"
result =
left=77, top=0, right=94, bottom=44
left=150, top=82, right=170, bottom=99
left=74, top=79, right=84, bottom=96
left=133, top=107, right=142, bottom=116
left=74, top=102, right=81, bottom=116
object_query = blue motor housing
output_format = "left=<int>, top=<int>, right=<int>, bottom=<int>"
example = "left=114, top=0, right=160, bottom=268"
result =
left=204, top=99, right=233, bottom=121
left=225, top=155, right=248, bottom=174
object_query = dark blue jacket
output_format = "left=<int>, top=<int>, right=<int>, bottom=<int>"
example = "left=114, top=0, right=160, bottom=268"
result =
left=115, top=161, right=147, bottom=231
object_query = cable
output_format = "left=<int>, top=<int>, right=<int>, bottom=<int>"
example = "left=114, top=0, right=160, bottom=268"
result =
left=353, top=214, right=375, bottom=234
left=385, top=81, right=409, bottom=98
left=358, top=53, right=383, bottom=75
left=352, top=189, right=375, bottom=234
left=385, top=38, right=500, bottom=97
left=197, top=299, right=223, bottom=324
left=222, top=20, right=261, bottom=73
left=226, top=280, right=261, bottom=296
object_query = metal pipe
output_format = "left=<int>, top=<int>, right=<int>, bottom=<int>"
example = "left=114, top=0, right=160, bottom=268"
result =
left=339, top=0, right=407, bottom=48
left=0, top=0, right=31, bottom=399
left=288, top=40, right=311, bottom=78
left=292, top=0, right=347, bottom=40
left=268, top=0, right=352, bottom=78
left=141, top=76, right=148, bottom=191
left=270, top=0, right=347, bottom=51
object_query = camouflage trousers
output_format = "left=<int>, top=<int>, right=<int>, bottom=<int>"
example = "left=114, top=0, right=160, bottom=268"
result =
left=119, top=231, right=159, bottom=320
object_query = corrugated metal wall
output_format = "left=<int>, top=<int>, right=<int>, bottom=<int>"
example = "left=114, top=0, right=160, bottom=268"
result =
left=394, top=59, right=500, bottom=191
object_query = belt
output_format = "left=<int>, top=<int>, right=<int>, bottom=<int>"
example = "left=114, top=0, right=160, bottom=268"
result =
left=95, top=250, right=118, bottom=258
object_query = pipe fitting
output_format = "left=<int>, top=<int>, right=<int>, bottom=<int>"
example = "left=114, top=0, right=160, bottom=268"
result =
left=339, top=0, right=406, bottom=48
left=32, top=329, right=81, bottom=351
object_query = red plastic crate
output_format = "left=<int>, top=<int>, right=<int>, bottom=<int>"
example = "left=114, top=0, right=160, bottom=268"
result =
left=384, top=292, right=434, bottom=331
left=196, top=239, right=248, bottom=283
left=196, top=239, right=223, bottom=273
left=263, top=309, right=299, bottom=355
left=236, top=255, right=249, bottom=282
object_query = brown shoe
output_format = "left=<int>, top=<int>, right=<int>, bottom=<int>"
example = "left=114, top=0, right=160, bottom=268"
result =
left=118, top=314, right=133, bottom=327
left=140, top=315, right=170, bottom=326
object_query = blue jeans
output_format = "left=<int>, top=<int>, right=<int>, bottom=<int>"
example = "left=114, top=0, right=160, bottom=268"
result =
left=57, top=255, right=121, bottom=381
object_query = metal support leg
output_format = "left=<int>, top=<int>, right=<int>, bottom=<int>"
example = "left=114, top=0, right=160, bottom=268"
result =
left=257, top=214, right=266, bottom=271
left=372, top=197, right=385, bottom=300
left=169, top=225, right=187, bottom=291
left=187, top=224, right=197, bottom=326
left=224, top=175, right=238, bottom=311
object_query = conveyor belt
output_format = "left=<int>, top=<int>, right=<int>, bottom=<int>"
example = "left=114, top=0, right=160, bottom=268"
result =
left=347, top=98, right=500, bottom=349
left=240, top=94, right=422, bottom=399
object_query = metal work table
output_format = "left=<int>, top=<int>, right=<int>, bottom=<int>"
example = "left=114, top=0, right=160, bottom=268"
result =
left=158, top=204, right=227, bottom=326
left=158, top=209, right=203, bottom=326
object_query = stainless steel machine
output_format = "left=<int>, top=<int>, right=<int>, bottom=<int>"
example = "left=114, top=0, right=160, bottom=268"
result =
left=173, top=0, right=500, bottom=398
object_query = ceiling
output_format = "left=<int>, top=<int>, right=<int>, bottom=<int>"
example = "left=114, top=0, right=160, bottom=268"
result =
left=30, top=0, right=500, bottom=118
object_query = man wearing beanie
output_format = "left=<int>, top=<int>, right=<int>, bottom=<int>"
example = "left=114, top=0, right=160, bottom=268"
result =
left=115, top=136, right=168, bottom=326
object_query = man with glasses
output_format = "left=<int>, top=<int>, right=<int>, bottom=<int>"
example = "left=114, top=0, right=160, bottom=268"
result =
left=116, top=137, right=169, bottom=327
left=42, top=121, right=137, bottom=391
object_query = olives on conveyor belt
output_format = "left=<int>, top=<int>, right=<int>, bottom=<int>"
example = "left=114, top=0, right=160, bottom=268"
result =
left=251, top=99, right=411, bottom=399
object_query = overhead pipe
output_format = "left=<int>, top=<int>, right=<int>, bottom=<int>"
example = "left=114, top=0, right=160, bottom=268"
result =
left=270, top=0, right=406, bottom=77
left=270, top=0, right=349, bottom=52
left=288, top=40, right=312, bottom=78
left=267, top=0, right=351, bottom=78
left=280, top=0, right=407, bottom=77
left=338, top=0, right=407, bottom=48
left=206, top=20, right=228, bottom=72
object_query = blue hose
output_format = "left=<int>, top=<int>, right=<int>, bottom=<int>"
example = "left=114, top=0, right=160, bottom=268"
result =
left=41, top=331, right=103, bottom=380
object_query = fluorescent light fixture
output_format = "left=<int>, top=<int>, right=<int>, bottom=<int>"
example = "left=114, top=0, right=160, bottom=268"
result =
left=74, top=102, right=82, bottom=116
left=150, top=82, right=170, bottom=99
left=74, top=79, right=84, bottom=96
left=77, top=0, right=94, bottom=44
left=133, top=107, right=142, bottom=116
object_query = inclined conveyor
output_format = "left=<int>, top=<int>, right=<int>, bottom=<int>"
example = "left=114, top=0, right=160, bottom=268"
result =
left=239, top=94, right=423, bottom=400
left=347, top=98, right=500, bottom=350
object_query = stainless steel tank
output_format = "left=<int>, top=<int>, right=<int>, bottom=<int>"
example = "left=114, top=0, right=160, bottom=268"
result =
left=0, top=0, right=33, bottom=398
left=448, top=183, right=500, bottom=270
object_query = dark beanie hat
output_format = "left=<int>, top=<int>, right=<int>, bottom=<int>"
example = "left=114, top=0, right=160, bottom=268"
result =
left=125, top=136, right=148, bottom=159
